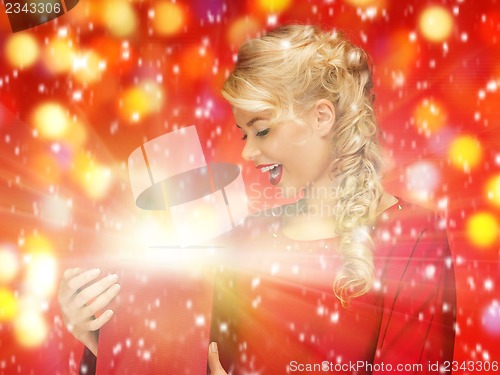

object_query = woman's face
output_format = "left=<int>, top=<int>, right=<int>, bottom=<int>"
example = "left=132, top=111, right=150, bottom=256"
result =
left=234, top=107, right=334, bottom=198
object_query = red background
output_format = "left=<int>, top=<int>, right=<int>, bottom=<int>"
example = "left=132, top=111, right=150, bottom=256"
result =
left=0, top=0, right=499, bottom=374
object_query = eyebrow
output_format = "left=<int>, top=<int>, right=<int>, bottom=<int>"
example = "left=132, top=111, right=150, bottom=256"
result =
left=235, top=117, right=268, bottom=128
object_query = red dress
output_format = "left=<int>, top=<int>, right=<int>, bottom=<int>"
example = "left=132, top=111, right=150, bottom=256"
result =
left=81, top=197, right=456, bottom=374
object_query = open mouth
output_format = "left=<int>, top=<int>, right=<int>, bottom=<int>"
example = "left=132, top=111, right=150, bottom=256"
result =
left=260, top=163, right=283, bottom=185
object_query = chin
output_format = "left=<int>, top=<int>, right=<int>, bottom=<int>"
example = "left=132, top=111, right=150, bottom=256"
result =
left=278, top=184, right=305, bottom=200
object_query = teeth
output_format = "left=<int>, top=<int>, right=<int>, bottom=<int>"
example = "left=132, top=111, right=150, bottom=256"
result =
left=260, top=164, right=279, bottom=173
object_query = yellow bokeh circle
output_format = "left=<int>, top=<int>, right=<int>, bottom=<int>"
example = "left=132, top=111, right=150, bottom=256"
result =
left=119, top=82, right=164, bottom=122
left=486, top=175, right=500, bottom=208
left=418, top=6, right=454, bottom=42
left=71, top=151, right=114, bottom=200
left=14, top=311, right=48, bottom=348
left=0, top=246, right=19, bottom=284
left=448, top=135, right=483, bottom=171
left=32, top=102, right=70, bottom=139
left=0, top=288, right=18, bottom=322
left=102, top=0, right=138, bottom=37
left=42, top=38, right=75, bottom=74
left=344, top=0, right=382, bottom=7
left=414, top=99, right=447, bottom=134
left=258, top=0, right=292, bottom=12
left=466, top=212, right=499, bottom=248
left=152, top=2, right=184, bottom=36
left=72, top=51, right=103, bottom=85
left=5, top=33, right=40, bottom=68
left=228, top=17, right=261, bottom=47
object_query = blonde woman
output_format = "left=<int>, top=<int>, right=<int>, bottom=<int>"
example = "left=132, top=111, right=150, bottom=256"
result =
left=59, top=25, right=456, bottom=374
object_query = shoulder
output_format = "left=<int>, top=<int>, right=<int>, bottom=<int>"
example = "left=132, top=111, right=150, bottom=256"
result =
left=378, top=196, right=447, bottom=236
left=375, top=196, right=450, bottom=261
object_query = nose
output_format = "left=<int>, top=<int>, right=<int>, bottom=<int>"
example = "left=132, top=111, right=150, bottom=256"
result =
left=241, top=138, right=261, bottom=161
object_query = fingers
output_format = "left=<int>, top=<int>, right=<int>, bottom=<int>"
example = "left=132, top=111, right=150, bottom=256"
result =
left=68, top=273, right=119, bottom=311
left=58, top=268, right=120, bottom=326
left=207, top=342, right=227, bottom=375
left=84, top=309, right=114, bottom=332
left=58, top=268, right=102, bottom=305
left=85, top=282, right=121, bottom=316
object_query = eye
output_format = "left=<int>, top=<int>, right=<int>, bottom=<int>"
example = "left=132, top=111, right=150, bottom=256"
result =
left=256, top=129, right=270, bottom=137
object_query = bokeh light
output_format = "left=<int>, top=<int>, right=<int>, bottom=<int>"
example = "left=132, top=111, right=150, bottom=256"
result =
left=405, top=161, right=440, bottom=201
left=151, top=2, right=185, bottom=36
left=4, top=33, right=40, bottom=68
left=42, top=38, right=75, bottom=74
left=13, top=311, right=48, bottom=348
left=0, top=245, right=19, bottom=284
left=466, top=212, right=499, bottom=248
left=448, top=135, right=483, bottom=171
left=0, top=288, right=18, bottom=322
left=32, top=102, right=70, bottom=140
left=227, top=17, right=262, bottom=47
left=180, top=45, right=216, bottom=80
left=257, top=0, right=292, bottom=13
left=485, top=175, right=500, bottom=208
left=344, top=0, right=383, bottom=7
left=418, top=6, right=454, bottom=42
left=25, top=252, right=57, bottom=297
left=23, top=234, right=57, bottom=297
left=482, top=300, right=500, bottom=335
left=72, top=50, right=104, bottom=85
left=119, top=81, right=164, bottom=123
left=39, top=195, right=72, bottom=227
left=414, top=98, right=447, bottom=134
left=102, top=0, right=138, bottom=37
left=71, top=151, right=114, bottom=199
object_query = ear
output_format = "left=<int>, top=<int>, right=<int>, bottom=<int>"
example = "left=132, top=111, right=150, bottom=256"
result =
left=312, top=99, right=335, bottom=137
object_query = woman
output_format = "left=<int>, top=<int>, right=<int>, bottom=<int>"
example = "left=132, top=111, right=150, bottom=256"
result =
left=59, top=25, right=456, bottom=374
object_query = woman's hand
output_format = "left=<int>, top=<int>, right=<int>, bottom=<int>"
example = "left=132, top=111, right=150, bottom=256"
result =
left=58, top=268, right=121, bottom=356
left=208, top=342, right=228, bottom=375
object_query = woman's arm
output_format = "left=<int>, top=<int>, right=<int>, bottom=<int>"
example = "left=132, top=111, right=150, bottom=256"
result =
left=374, top=213, right=456, bottom=373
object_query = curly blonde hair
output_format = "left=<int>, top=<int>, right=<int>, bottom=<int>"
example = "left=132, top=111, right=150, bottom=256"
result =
left=222, top=24, right=384, bottom=307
